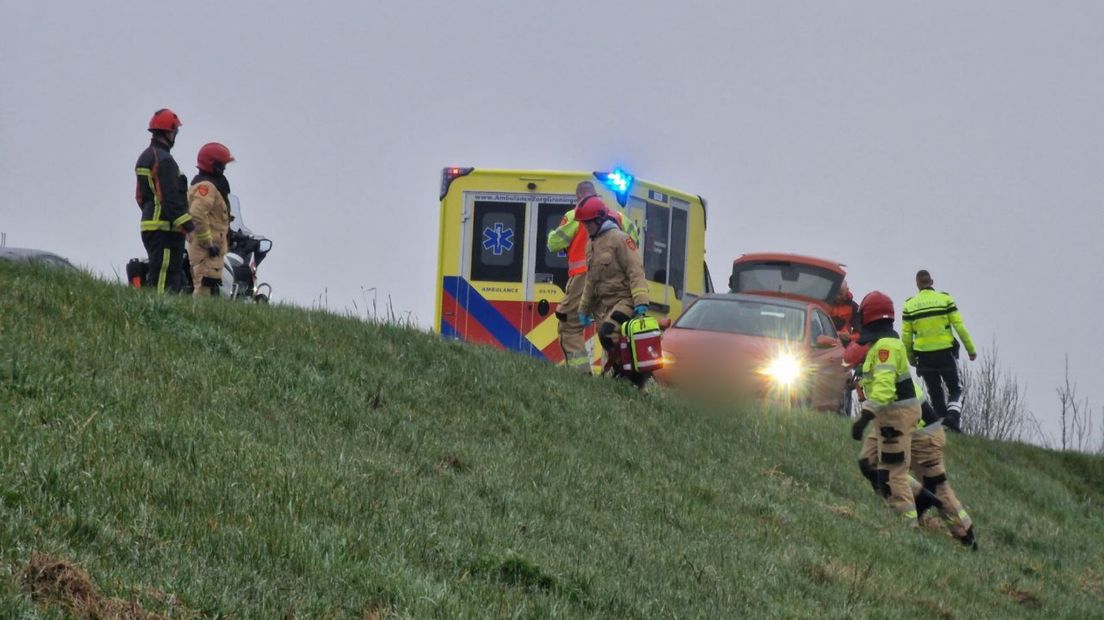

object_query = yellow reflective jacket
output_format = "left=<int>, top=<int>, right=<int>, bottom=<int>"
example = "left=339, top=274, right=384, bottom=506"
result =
left=901, top=288, right=976, bottom=359
left=860, top=337, right=917, bottom=409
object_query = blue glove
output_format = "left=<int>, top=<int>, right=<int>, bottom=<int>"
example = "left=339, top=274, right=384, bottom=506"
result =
left=578, top=313, right=593, bottom=327
left=634, top=305, right=648, bottom=316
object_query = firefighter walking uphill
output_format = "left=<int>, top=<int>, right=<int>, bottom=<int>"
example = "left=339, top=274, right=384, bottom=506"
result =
left=848, top=291, right=922, bottom=526
left=576, top=196, right=650, bottom=388
left=135, top=108, right=195, bottom=294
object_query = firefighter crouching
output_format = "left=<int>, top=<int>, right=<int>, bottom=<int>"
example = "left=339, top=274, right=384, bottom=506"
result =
left=847, top=291, right=922, bottom=526
left=187, top=142, right=235, bottom=297
left=575, top=196, right=650, bottom=388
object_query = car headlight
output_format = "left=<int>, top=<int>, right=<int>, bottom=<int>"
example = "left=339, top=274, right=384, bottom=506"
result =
left=762, top=352, right=802, bottom=387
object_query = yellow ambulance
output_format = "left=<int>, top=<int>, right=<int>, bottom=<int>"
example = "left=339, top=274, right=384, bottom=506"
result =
left=435, top=167, right=712, bottom=365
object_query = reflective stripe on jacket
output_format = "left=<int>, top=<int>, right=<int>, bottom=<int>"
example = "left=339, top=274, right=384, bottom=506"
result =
left=860, top=337, right=917, bottom=410
left=135, top=140, right=193, bottom=234
left=901, top=288, right=975, bottom=357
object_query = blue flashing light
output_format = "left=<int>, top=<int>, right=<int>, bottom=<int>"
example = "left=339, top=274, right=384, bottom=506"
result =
left=596, top=168, right=634, bottom=206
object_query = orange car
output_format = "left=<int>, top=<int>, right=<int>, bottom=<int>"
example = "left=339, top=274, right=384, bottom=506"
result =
left=728, top=253, right=846, bottom=309
left=654, top=292, right=851, bottom=412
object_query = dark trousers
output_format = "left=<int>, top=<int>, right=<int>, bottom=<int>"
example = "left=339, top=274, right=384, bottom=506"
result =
left=916, top=349, right=962, bottom=429
left=141, top=230, right=187, bottom=294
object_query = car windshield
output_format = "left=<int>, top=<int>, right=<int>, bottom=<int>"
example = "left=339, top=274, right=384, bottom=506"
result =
left=729, top=261, right=841, bottom=302
left=676, top=298, right=806, bottom=340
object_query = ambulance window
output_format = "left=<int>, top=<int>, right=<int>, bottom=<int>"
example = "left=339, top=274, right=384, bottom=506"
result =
left=470, top=201, right=525, bottom=282
left=669, top=199, right=689, bottom=299
left=644, top=203, right=669, bottom=284
left=535, top=202, right=571, bottom=291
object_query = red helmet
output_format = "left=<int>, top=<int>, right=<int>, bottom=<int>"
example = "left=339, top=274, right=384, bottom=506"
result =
left=197, top=142, right=235, bottom=174
left=148, top=108, right=182, bottom=133
left=575, top=195, right=608, bottom=222
left=859, top=291, right=894, bottom=326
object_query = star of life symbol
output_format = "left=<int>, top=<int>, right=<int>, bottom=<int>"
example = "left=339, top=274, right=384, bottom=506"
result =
left=482, top=223, right=514, bottom=256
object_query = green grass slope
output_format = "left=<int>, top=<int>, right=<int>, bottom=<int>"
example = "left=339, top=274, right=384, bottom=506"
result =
left=1, top=262, right=1102, bottom=618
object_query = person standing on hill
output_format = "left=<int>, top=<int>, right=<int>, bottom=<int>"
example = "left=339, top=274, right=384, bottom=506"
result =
left=187, top=143, right=235, bottom=297
left=902, top=270, right=977, bottom=433
left=135, top=108, right=195, bottom=293
left=547, top=181, right=639, bottom=372
left=576, top=196, right=650, bottom=388
left=846, top=291, right=922, bottom=526
left=546, top=182, right=603, bottom=372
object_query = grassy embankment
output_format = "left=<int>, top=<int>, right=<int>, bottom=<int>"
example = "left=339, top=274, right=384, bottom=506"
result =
left=1, top=262, right=1102, bottom=618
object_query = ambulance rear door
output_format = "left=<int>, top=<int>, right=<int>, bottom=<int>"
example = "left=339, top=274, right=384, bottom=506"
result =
left=457, top=191, right=573, bottom=359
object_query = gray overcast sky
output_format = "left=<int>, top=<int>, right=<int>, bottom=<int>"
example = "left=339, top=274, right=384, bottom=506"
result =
left=2, top=1, right=1101, bottom=446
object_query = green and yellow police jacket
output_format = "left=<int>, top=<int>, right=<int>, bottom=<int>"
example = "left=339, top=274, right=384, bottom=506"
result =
left=901, top=288, right=976, bottom=360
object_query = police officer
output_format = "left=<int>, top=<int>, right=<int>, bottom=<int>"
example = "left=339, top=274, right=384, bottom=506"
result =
left=187, top=143, right=235, bottom=297
left=576, top=196, right=650, bottom=387
left=902, top=270, right=977, bottom=432
left=135, top=108, right=195, bottom=293
left=847, top=291, right=921, bottom=526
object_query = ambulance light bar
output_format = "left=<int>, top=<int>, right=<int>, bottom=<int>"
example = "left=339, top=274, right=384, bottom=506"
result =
left=594, top=168, right=634, bottom=206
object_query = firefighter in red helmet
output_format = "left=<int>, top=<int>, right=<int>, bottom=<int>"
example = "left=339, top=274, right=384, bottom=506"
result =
left=546, top=181, right=639, bottom=372
left=846, top=291, right=923, bottom=527
left=577, top=196, right=650, bottom=388
left=186, top=142, right=236, bottom=296
left=135, top=108, right=195, bottom=293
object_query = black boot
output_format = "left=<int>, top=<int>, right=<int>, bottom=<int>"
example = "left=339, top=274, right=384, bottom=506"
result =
left=958, top=526, right=978, bottom=551
left=914, top=488, right=944, bottom=519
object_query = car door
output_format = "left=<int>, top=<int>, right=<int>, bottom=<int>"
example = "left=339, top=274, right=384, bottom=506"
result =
left=808, top=308, right=846, bottom=408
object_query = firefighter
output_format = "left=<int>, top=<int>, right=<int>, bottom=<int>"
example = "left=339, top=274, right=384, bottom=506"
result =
left=135, top=108, right=195, bottom=293
left=830, top=280, right=862, bottom=343
left=187, top=143, right=235, bottom=297
left=546, top=182, right=602, bottom=372
left=547, top=181, right=639, bottom=372
left=848, top=349, right=979, bottom=548
left=576, top=196, right=649, bottom=387
left=846, top=291, right=921, bottom=526
left=902, top=270, right=977, bottom=433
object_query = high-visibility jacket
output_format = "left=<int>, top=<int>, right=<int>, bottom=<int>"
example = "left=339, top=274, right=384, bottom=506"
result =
left=135, top=140, right=194, bottom=234
left=186, top=179, right=231, bottom=279
left=860, top=337, right=918, bottom=411
left=901, top=288, right=976, bottom=359
left=579, top=221, right=649, bottom=318
left=546, top=206, right=639, bottom=277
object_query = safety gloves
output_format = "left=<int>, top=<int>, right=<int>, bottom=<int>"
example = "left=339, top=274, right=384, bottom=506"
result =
left=578, top=313, right=593, bottom=327
left=851, top=411, right=875, bottom=441
left=633, top=304, right=648, bottom=316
